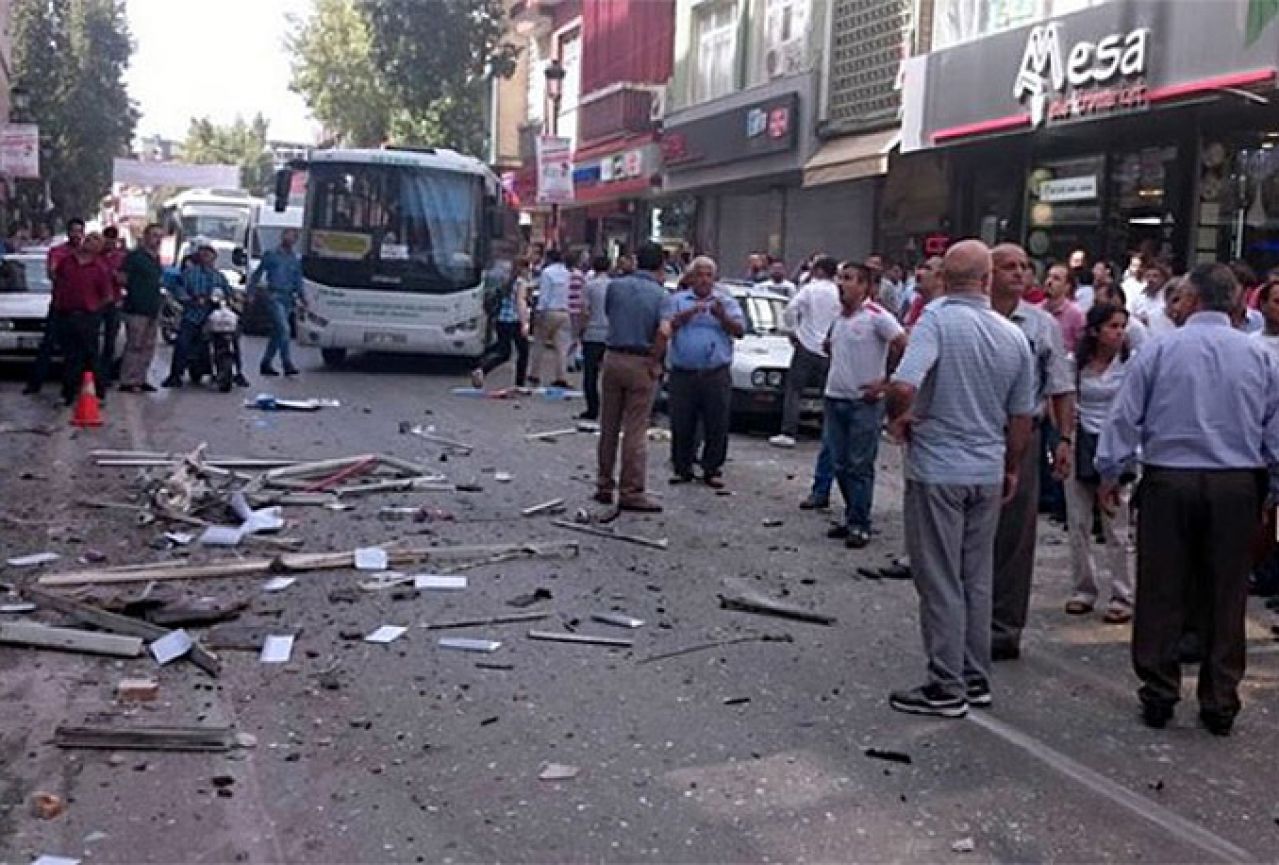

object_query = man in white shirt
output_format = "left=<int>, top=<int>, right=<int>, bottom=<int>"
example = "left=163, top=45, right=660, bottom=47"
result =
left=765, top=259, right=796, bottom=298
left=822, top=261, right=907, bottom=549
left=529, top=248, right=573, bottom=387
left=1128, top=261, right=1170, bottom=327
left=771, top=255, right=843, bottom=448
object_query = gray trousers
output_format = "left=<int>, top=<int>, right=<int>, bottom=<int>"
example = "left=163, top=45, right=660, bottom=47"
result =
left=780, top=342, right=827, bottom=437
left=905, top=480, right=1003, bottom=694
left=991, top=424, right=1042, bottom=652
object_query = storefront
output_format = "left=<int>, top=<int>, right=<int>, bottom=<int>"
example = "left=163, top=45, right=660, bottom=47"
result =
left=567, top=138, right=661, bottom=257
left=662, top=77, right=877, bottom=271
left=901, top=0, right=1279, bottom=274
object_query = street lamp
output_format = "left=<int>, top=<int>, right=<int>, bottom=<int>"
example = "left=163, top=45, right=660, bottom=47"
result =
left=544, top=59, right=566, bottom=248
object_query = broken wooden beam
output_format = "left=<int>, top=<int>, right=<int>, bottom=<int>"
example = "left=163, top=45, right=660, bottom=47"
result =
left=717, top=578, right=836, bottom=626
left=422, top=611, right=550, bottom=631
left=521, top=498, right=566, bottom=517
left=22, top=586, right=221, bottom=676
left=526, top=629, right=634, bottom=648
left=53, top=724, right=234, bottom=752
left=524, top=427, right=579, bottom=441
left=0, top=621, right=143, bottom=657
left=550, top=519, right=668, bottom=550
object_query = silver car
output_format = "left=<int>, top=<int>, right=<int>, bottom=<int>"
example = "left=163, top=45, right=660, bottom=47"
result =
left=0, top=251, right=124, bottom=363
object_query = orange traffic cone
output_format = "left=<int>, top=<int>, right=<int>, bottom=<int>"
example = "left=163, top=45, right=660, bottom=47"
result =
left=71, top=370, right=103, bottom=427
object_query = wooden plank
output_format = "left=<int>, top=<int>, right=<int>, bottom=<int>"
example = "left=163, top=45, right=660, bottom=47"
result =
left=0, top=621, right=143, bottom=657
left=54, top=724, right=234, bottom=752
left=717, top=578, right=836, bottom=626
left=550, top=519, right=669, bottom=550
left=422, top=611, right=550, bottom=631
left=526, top=629, right=634, bottom=648
left=22, top=586, right=221, bottom=676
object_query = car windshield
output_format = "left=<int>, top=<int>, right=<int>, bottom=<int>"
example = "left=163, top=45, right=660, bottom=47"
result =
left=181, top=212, right=249, bottom=244
left=303, top=161, right=482, bottom=293
left=742, top=295, right=787, bottom=335
left=0, top=258, right=49, bottom=293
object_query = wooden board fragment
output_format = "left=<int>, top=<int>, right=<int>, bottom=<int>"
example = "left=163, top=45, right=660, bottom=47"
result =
left=0, top=622, right=143, bottom=657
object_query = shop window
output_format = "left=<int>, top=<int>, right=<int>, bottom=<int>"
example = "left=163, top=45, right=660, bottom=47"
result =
left=693, top=1, right=739, bottom=103
left=1196, top=135, right=1279, bottom=275
left=931, top=0, right=1112, bottom=50
left=1024, top=155, right=1105, bottom=265
left=753, top=0, right=809, bottom=85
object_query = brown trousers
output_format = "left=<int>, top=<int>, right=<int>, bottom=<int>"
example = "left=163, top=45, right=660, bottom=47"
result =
left=597, top=352, right=657, bottom=503
left=1133, top=467, right=1263, bottom=716
left=120, top=313, right=159, bottom=387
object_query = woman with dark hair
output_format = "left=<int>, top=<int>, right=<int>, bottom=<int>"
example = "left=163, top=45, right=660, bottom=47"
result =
left=471, top=258, right=531, bottom=389
left=1064, top=302, right=1135, bottom=623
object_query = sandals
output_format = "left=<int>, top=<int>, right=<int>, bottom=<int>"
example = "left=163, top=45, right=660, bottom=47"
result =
left=1103, top=605, right=1133, bottom=624
left=1064, top=599, right=1094, bottom=615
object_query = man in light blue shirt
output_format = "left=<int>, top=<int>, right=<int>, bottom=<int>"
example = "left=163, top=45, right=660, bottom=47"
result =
left=248, top=228, right=304, bottom=376
left=529, top=248, right=573, bottom=387
left=661, top=255, right=745, bottom=487
left=885, top=239, right=1036, bottom=719
left=1096, top=262, right=1279, bottom=736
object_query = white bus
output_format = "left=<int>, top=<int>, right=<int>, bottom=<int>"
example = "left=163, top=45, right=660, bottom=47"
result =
left=272, top=147, right=517, bottom=366
left=159, top=188, right=259, bottom=272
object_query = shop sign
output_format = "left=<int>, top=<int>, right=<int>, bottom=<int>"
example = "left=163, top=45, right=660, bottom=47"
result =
left=664, top=92, right=799, bottom=170
left=1037, top=174, right=1098, bottom=202
left=0, top=124, right=40, bottom=179
left=599, top=149, right=645, bottom=183
left=536, top=136, right=574, bottom=205
left=1013, top=22, right=1150, bottom=128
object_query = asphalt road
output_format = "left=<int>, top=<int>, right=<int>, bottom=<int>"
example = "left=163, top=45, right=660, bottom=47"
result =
left=2, top=337, right=1278, bottom=864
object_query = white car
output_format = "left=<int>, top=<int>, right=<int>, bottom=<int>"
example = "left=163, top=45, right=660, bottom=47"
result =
left=723, top=282, right=824, bottom=421
left=0, top=251, right=124, bottom=363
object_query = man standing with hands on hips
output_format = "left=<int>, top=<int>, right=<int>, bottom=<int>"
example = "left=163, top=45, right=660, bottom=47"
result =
left=248, top=227, right=304, bottom=377
left=662, top=255, right=745, bottom=489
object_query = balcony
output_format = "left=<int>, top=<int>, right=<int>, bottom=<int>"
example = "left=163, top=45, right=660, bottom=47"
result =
left=578, top=86, right=657, bottom=149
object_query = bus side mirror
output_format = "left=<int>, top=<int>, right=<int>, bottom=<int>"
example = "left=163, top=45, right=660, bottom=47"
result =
left=231, top=247, right=248, bottom=268
left=273, top=170, right=292, bottom=212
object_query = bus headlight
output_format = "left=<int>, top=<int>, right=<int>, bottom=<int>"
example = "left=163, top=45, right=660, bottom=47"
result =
left=751, top=369, right=767, bottom=387
left=444, top=318, right=480, bottom=335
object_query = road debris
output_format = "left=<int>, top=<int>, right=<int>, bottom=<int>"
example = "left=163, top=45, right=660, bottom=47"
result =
left=438, top=637, right=502, bottom=653
left=864, top=747, right=913, bottom=765
left=521, top=498, right=566, bottom=517
left=951, top=837, right=976, bottom=854
left=402, top=423, right=474, bottom=454
left=259, top=634, right=295, bottom=664
left=364, top=625, right=407, bottom=644
left=31, top=854, right=79, bottom=865
left=30, top=791, right=66, bottom=819
left=636, top=632, right=794, bottom=665
left=524, top=427, right=579, bottom=442
left=53, top=725, right=236, bottom=752
left=247, top=394, right=338, bottom=411
left=551, top=519, right=668, bottom=550
left=538, top=762, right=580, bottom=781
left=0, top=602, right=37, bottom=613
left=0, top=622, right=143, bottom=658
left=591, top=612, right=645, bottom=629
left=475, top=662, right=514, bottom=671
left=723, top=696, right=751, bottom=706
left=261, top=576, right=296, bottom=593
left=149, top=629, right=194, bottom=665
left=354, top=547, right=389, bottom=571
left=414, top=575, right=467, bottom=591
left=422, top=611, right=550, bottom=631
left=7, top=551, right=60, bottom=567
left=718, top=578, right=837, bottom=626
left=507, top=588, right=553, bottom=608
left=116, top=678, right=159, bottom=703
left=494, top=471, right=513, bottom=483
left=527, top=629, right=634, bottom=648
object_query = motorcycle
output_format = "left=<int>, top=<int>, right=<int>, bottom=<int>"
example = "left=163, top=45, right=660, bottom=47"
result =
left=187, top=290, right=241, bottom=392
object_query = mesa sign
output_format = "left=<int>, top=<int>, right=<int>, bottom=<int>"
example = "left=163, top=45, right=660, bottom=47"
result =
left=1013, top=22, right=1150, bottom=127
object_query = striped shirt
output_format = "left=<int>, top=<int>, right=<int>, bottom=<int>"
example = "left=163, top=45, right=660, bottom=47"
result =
left=892, top=294, right=1037, bottom=485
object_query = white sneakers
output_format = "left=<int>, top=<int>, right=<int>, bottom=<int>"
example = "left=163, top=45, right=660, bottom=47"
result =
left=769, top=434, right=796, bottom=448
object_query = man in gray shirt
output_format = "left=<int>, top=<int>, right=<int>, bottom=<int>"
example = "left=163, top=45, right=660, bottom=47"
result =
left=886, top=239, right=1036, bottom=718
left=596, top=243, right=669, bottom=512
left=578, top=254, right=612, bottom=421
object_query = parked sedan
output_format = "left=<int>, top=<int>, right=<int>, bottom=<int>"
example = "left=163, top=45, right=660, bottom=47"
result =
left=0, top=252, right=123, bottom=364
left=725, top=282, right=823, bottom=423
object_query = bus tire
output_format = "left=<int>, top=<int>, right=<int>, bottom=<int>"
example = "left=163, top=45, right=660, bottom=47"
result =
left=321, top=348, right=348, bottom=367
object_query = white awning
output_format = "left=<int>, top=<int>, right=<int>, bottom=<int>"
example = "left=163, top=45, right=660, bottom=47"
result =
left=802, top=127, right=900, bottom=188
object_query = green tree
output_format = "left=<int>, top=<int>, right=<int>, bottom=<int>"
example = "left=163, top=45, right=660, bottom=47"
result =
left=286, top=0, right=396, bottom=148
left=182, top=114, right=275, bottom=195
left=11, top=0, right=138, bottom=224
left=360, top=0, right=518, bottom=156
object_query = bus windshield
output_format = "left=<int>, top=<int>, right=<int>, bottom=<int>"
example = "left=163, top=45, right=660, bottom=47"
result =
left=303, top=161, right=482, bottom=293
left=180, top=210, right=249, bottom=244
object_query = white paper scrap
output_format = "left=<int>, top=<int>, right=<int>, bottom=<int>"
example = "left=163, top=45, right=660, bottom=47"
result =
left=259, top=635, right=295, bottom=664
left=414, top=575, right=467, bottom=591
left=0, top=602, right=37, bottom=614
left=6, top=552, right=60, bottom=568
left=438, top=637, right=501, bottom=653
left=164, top=532, right=194, bottom=546
left=364, top=625, right=406, bottom=644
left=32, top=855, right=82, bottom=865
left=198, top=525, right=244, bottom=547
left=150, top=629, right=194, bottom=665
left=261, top=576, right=296, bottom=593
left=354, top=547, right=389, bottom=571
left=494, top=471, right=513, bottom=483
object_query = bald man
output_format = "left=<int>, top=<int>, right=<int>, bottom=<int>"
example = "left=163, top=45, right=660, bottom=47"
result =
left=988, top=244, right=1076, bottom=660
left=885, top=240, right=1036, bottom=717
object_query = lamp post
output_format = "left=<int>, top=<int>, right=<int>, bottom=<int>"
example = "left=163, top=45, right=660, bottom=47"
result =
left=544, top=58, right=566, bottom=249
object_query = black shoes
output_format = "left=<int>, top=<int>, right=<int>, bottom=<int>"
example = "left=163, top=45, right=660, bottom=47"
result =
left=889, top=683, right=968, bottom=718
left=283, top=365, right=299, bottom=376
left=827, top=525, right=849, bottom=540
left=845, top=528, right=870, bottom=549
left=799, top=496, right=830, bottom=510
left=669, top=473, right=694, bottom=485
left=1140, top=700, right=1174, bottom=729
left=161, top=376, right=182, bottom=388
left=260, top=365, right=280, bottom=377
left=233, top=374, right=251, bottom=388
left=991, top=643, right=1021, bottom=662
left=703, top=474, right=725, bottom=490
left=1199, top=709, right=1234, bottom=737
left=965, top=678, right=993, bottom=708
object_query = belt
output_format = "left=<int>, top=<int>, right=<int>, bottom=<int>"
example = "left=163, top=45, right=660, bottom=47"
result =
left=670, top=364, right=729, bottom=376
left=607, top=346, right=652, bottom=357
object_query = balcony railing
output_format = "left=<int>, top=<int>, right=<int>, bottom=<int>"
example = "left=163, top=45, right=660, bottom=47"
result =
left=578, top=86, right=656, bottom=149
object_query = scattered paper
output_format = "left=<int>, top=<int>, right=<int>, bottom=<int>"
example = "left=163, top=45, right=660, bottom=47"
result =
left=364, top=625, right=406, bottom=644
left=164, top=532, right=194, bottom=546
left=494, top=471, right=513, bottom=483
left=149, top=629, right=194, bottom=665
left=259, top=635, right=295, bottom=664
left=0, top=602, right=37, bottom=614
left=323, top=502, right=354, bottom=512
left=591, top=612, right=646, bottom=629
left=261, top=577, right=296, bottom=593
left=32, top=855, right=81, bottom=865
left=231, top=492, right=285, bottom=534
left=414, top=575, right=467, bottom=591
left=538, top=762, right=580, bottom=781
left=6, top=552, right=60, bottom=568
left=198, top=525, right=244, bottom=547
left=354, top=547, right=389, bottom=571
left=438, top=637, right=502, bottom=653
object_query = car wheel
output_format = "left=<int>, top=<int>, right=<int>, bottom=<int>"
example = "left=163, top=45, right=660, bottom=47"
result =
left=321, top=348, right=347, bottom=367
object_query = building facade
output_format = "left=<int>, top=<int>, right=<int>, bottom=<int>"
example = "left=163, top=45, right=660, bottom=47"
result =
left=902, top=0, right=1279, bottom=275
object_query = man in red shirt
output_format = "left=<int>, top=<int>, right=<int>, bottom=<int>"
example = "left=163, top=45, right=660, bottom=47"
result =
left=99, top=226, right=127, bottom=383
left=24, top=217, right=86, bottom=394
left=52, top=231, right=113, bottom=405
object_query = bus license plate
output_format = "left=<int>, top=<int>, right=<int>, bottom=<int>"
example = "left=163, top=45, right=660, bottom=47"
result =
left=363, top=331, right=407, bottom=346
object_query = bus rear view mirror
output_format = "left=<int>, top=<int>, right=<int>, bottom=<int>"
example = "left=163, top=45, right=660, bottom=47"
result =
left=273, top=170, right=292, bottom=212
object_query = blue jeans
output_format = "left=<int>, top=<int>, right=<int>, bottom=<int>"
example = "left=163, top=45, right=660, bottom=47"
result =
left=810, top=440, right=834, bottom=501
left=261, top=297, right=293, bottom=369
left=822, top=397, right=884, bottom=531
